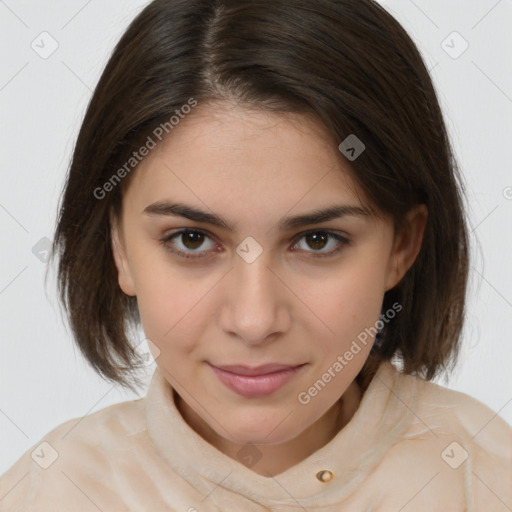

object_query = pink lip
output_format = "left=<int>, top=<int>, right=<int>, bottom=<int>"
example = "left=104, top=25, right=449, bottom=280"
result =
left=209, top=363, right=306, bottom=398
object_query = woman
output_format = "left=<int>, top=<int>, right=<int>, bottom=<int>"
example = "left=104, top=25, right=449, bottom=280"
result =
left=1, top=0, right=510, bottom=510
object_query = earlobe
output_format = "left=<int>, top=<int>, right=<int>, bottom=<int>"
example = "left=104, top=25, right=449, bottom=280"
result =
left=110, top=219, right=137, bottom=297
left=385, top=204, right=428, bottom=291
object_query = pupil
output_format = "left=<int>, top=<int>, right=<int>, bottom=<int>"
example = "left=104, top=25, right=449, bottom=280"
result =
left=183, top=232, right=203, bottom=250
left=307, top=233, right=327, bottom=250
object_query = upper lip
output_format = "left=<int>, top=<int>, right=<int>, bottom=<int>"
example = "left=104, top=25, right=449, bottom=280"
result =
left=210, top=362, right=305, bottom=376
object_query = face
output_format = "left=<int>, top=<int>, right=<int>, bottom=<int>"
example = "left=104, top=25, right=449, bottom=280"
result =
left=111, top=102, right=425, bottom=448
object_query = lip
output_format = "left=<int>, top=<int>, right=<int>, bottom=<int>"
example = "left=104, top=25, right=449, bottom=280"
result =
left=212, top=363, right=304, bottom=376
left=208, top=362, right=306, bottom=398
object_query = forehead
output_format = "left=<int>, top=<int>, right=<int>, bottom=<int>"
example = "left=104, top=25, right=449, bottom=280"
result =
left=122, top=102, right=370, bottom=222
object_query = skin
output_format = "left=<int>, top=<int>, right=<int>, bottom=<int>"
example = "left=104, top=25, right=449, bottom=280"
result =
left=111, top=101, right=427, bottom=477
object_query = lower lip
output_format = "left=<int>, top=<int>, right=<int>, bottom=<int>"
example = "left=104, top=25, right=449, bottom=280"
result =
left=209, top=364, right=306, bottom=398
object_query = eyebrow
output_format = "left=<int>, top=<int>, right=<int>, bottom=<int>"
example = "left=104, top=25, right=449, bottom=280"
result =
left=142, top=201, right=372, bottom=232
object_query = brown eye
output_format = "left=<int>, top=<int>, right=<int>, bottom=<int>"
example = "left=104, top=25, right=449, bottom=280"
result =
left=180, top=231, right=206, bottom=250
left=305, top=232, right=329, bottom=250
left=159, top=229, right=218, bottom=259
left=292, top=230, right=349, bottom=258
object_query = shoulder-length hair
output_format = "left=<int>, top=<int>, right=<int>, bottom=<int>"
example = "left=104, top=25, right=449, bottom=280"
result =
left=50, top=0, right=469, bottom=392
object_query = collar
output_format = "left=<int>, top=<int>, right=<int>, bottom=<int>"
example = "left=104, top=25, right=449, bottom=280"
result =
left=145, top=360, right=417, bottom=507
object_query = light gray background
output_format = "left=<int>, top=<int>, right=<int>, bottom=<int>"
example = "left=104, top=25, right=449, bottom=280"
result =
left=1, top=0, right=511, bottom=475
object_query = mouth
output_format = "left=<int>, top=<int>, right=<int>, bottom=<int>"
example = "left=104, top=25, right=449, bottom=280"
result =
left=208, top=362, right=307, bottom=398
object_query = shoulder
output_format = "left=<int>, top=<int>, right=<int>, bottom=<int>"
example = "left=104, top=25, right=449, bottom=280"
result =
left=382, top=365, right=512, bottom=510
left=398, top=368, right=512, bottom=450
left=0, top=397, right=148, bottom=511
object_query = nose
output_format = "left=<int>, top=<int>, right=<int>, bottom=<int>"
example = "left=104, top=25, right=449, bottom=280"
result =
left=219, top=252, right=291, bottom=346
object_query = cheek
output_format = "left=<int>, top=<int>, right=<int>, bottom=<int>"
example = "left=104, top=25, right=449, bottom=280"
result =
left=307, top=262, right=387, bottom=350
left=130, top=255, right=202, bottom=349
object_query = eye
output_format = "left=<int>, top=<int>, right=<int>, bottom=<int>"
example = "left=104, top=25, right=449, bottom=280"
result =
left=159, top=229, right=349, bottom=260
left=159, top=229, right=220, bottom=260
left=291, top=230, right=349, bottom=258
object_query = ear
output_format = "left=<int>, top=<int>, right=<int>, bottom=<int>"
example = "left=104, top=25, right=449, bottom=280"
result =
left=110, top=215, right=137, bottom=297
left=385, top=204, right=428, bottom=291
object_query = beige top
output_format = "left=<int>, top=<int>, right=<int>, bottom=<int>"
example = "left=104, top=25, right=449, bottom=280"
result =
left=1, top=360, right=511, bottom=511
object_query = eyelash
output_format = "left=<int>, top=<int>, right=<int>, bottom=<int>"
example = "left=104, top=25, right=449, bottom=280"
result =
left=158, top=228, right=350, bottom=260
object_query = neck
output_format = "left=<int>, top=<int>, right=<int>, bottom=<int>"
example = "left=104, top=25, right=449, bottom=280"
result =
left=175, top=380, right=362, bottom=477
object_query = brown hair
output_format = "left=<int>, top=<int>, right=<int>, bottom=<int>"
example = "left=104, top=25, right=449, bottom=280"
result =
left=49, top=0, right=469, bottom=393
